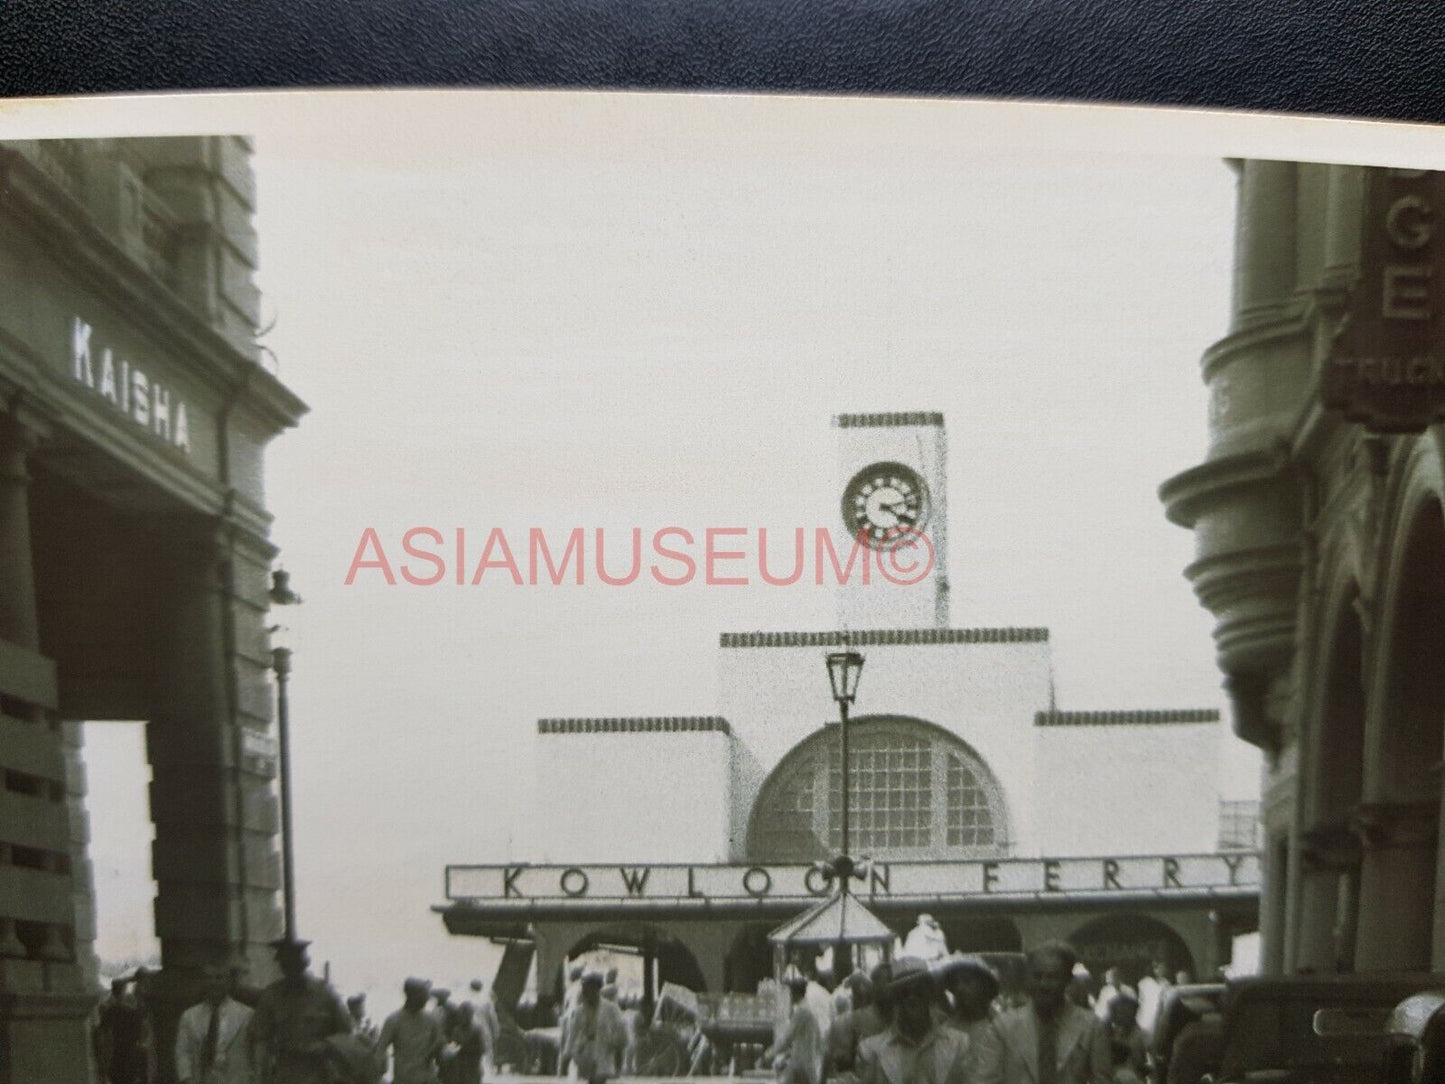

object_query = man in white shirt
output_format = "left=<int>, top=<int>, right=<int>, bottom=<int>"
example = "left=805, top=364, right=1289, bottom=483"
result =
left=175, top=962, right=254, bottom=1084
left=903, top=915, right=950, bottom=963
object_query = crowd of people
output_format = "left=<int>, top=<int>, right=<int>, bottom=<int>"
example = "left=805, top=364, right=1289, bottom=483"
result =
left=92, top=938, right=507, bottom=1084
left=92, top=930, right=1194, bottom=1084
left=762, top=939, right=1185, bottom=1084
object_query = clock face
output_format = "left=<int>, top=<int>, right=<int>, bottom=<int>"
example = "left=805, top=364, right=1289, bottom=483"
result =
left=842, top=461, right=930, bottom=549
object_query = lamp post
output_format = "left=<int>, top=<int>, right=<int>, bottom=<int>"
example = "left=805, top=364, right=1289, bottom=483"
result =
left=271, top=640, right=296, bottom=941
left=268, top=568, right=302, bottom=942
left=825, top=645, right=864, bottom=981
left=824, top=646, right=865, bottom=887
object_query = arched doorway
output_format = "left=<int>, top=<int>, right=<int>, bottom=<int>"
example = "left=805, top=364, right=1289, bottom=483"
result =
left=1356, top=496, right=1445, bottom=971
left=1296, top=585, right=1366, bottom=973
left=1068, top=913, right=1194, bottom=987
left=746, top=715, right=1011, bottom=862
left=563, top=925, right=708, bottom=996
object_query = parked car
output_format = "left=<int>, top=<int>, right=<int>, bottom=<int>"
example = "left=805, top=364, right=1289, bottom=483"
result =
left=1382, top=990, right=1445, bottom=1084
left=1202, top=974, right=1445, bottom=1084
left=1149, top=983, right=1225, bottom=1084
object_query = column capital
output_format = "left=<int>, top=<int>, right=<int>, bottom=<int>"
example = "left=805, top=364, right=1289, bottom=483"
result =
left=1299, top=821, right=1362, bottom=872
left=1352, top=800, right=1439, bottom=851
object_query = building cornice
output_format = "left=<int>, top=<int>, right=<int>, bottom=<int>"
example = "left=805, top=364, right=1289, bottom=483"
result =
left=0, top=147, right=307, bottom=435
left=833, top=411, right=944, bottom=429
left=1034, top=709, right=1220, bottom=727
left=537, top=716, right=731, bottom=736
left=719, top=627, right=1048, bottom=649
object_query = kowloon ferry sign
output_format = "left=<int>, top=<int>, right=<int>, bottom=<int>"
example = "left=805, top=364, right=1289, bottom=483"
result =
left=446, top=853, right=1260, bottom=905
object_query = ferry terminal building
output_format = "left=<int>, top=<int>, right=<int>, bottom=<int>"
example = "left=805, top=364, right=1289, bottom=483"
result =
left=441, top=413, right=1262, bottom=1008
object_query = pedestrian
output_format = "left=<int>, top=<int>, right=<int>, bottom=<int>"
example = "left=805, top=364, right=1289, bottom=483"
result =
left=96, top=978, right=152, bottom=1084
left=469, top=980, right=500, bottom=1077
left=765, top=973, right=824, bottom=1084
left=828, top=969, right=889, bottom=1078
left=347, top=994, right=379, bottom=1045
left=249, top=938, right=354, bottom=1084
left=175, top=962, right=255, bottom=1084
left=1093, top=970, right=1124, bottom=1023
left=855, top=958, right=970, bottom=1084
left=1104, top=993, right=1148, bottom=1084
left=803, top=957, right=836, bottom=1048
left=444, top=1002, right=485, bottom=1084
left=975, top=941, right=1111, bottom=1084
left=431, top=988, right=454, bottom=1029
left=378, top=978, right=447, bottom=1084
left=1136, top=962, right=1172, bottom=1039
left=1067, top=965, right=1095, bottom=1012
left=902, top=915, right=950, bottom=963
left=936, top=953, right=1000, bottom=1052
left=560, top=970, right=628, bottom=1084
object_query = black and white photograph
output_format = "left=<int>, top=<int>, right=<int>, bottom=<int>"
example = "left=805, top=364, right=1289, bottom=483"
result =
left=0, top=90, right=1443, bottom=1084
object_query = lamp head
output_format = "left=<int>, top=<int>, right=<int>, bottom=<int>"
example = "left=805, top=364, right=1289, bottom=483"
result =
left=825, top=649, right=865, bottom=705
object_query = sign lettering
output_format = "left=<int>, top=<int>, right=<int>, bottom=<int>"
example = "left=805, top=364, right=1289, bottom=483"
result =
left=619, top=867, right=650, bottom=896
left=70, top=317, right=192, bottom=453
left=560, top=868, right=589, bottom=897
left=1324, top=170, right=1445, bottom=431
left=442, top=853, right=1263, bottom=902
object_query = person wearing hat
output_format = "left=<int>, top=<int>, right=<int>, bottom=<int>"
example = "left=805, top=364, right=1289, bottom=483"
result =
left=249, top=938, right=354, bottom=1084
left=936, top=953, right=1000, bottom=1050
left=378, top=978, right=447, bottom=1084
left=175, top=962, right=255, bottom=1084
left=974, top=941, right=1111, bottom=1084
left=560, top=970, right=627, bottom=1084
left=765, top=970, right=824, bottom=1084
left=828, top=970, right=889, bottom=1079
left=856, top=958, right=970, bottom=1084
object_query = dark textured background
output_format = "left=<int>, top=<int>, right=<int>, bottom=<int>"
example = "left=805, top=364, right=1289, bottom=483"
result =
left=1, top=0, right=1443, bottom=122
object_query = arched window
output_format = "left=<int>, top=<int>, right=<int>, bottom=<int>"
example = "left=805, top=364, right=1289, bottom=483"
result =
left=747, top=716, right=1010, bottom=862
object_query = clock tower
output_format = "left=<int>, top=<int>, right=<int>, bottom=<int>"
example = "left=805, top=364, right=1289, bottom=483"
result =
left=833, top=411, right=949, bottom=629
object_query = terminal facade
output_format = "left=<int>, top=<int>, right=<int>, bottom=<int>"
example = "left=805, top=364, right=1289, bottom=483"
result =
left=443, top=413, right=1261, bottom=1009
left=1163, top=164, right=1445, bottom=976
left=0, top=138, right=303, bottom=1082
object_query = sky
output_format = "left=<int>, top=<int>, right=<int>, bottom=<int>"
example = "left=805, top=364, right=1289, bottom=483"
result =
left=20, top=90, right=1281, bottom=1018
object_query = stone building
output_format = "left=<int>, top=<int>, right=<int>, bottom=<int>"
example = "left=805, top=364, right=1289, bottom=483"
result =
left=442, top=413, right=1260, bottom=1007
left=1162, top=163, right=1445, bottom=975
left=0, top=139, right=303, bottom=1081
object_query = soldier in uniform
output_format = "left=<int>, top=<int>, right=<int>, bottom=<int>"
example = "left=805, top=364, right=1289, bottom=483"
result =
left=249, top=938, right=354, bottom=1084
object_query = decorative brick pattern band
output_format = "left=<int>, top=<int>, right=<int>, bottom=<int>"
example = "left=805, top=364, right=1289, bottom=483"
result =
left=833, top=411, right=945, bottom=429
left=719, top=627, right=1048, bottom=648
left=1034, top=709, right=1220, bottom=727
left=537, top=716, right=732, bottom=735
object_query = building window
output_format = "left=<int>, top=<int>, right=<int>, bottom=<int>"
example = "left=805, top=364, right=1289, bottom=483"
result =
left=1218, top=800, right=1262, bottom=850
left=748, top=716, right=1009, bottom=862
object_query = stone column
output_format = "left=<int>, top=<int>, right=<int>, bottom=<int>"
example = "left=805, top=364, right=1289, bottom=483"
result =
left=0, top=408, right=98, bottom=1084
left=1294, top=824, right=1360, bottom=973
left=145, top=519, right=282, bottom=1082
left=1352, top=801, right=1438, bottom=971
left=1233, top=160, right=1299, bottom=327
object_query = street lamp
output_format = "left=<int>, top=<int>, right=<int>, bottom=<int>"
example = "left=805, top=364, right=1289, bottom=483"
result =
left=269, top=568, right=301, bottom=942
left=824, top=647, right=865, bottom=886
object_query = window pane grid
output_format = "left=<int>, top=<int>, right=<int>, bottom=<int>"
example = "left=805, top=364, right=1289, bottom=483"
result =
left=750, top=720, right=1007, bottom=862
left=826, top=734, right=932, bottom=851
